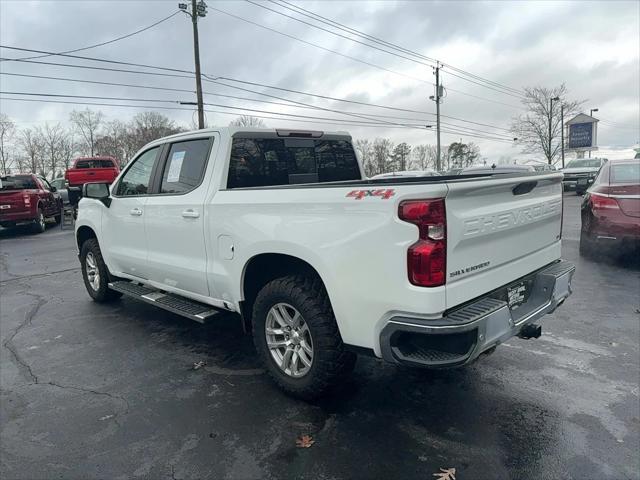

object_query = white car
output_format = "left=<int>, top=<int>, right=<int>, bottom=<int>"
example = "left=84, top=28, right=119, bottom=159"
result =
left=76, top=127, right=574, bottom=398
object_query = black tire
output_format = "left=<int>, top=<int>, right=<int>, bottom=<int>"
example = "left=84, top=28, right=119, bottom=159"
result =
left=54, top=209, right=62, bottom=225
left=32, top=208, right=46, bottom=233
left=80, top=238, right=122, bottom=302
left=252, top=274, right=356, bottom=399
left=579, top=229, right=595, bottom=257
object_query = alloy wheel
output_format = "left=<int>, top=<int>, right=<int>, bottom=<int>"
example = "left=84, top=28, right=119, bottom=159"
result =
left=265, top=303, right=314, bottom=378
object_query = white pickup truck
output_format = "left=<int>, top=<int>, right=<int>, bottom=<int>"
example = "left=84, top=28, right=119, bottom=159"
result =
left=76, top=127, right=575, bottom=398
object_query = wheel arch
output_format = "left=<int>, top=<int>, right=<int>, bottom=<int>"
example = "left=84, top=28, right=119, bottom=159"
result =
left=240, top=253, right=331, bottom=332
left=76, top=225, right=98, bottom=250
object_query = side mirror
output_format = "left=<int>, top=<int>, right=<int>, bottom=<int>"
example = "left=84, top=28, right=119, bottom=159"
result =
left=82, top=182, right=111, bottom=207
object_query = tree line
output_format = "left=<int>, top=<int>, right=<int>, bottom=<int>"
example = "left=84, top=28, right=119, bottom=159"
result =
left=0, top=110, right=185, bottom=179
left=0, top=108, right=483, bottom=179
left=355, top=139, right=480, bottom=176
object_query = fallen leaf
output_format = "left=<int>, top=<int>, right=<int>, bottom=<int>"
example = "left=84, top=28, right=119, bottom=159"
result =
left=433, top=467, right=456, bottom=480
left=192, top=361, right=206, bottom=370
left=99, top=414, right=114, bottom=421
left=295, top=434, right=315, bottom=448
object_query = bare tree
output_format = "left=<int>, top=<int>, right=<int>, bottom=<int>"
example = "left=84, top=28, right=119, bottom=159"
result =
left=229, top=115, right=266, bottom=128
left=510, top=84, right=582, bottom=164
left=39, top=123, right=69, bottom=179
left=95, top=120, right=133, bottom=166
left=18, top=127, right=43, bottom=174
left=372, top=138, right=394, bottom=174
left=70, top=108, right=104, bottom=156
left=131, top=111, right=183, bottom=151
left=0, top=113, right=16, bottom=175
left=355, top=139, right=374, bottom=177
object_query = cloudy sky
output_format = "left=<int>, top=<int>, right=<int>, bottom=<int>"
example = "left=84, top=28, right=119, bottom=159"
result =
left=1, top=0, right=638, bottom=161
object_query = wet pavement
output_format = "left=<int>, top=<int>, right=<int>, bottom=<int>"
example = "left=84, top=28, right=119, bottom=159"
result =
left=1, top=194, right=639, bottom=480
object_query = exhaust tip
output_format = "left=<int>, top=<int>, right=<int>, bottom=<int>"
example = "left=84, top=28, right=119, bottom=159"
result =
left=518, top=324, right=542, bottom=340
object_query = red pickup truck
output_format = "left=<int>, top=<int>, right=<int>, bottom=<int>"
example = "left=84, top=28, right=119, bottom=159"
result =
left=0, top=174, right=63, bottom=233
left=65, top=156, right=120, bottom=188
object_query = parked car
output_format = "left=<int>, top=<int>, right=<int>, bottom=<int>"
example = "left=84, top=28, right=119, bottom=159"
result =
left=580, top=158, right=640, bottom=257
left=460, top=164, right=535, bottom=175
left=531, top=164, right=557, bottom=172
left=0, top=174, right=63, bottom=232
left=562, top=158, right=607, bottom=195
left=50, top=177, right=69, bottom=204
left=75, top=127, right=574, bottom=398
left=65, top=156, right=120, bottom=188
left=370, top=170, right=440, bottom=179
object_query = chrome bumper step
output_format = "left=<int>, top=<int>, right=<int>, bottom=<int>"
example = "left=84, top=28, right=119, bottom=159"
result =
left=108, top=280, right=220, bottom=323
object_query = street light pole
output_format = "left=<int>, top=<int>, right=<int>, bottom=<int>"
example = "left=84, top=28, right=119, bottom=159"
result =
left=589, top=108, right=599, bottom=158
left=429, top=62, right=442, bottom=171
left=549, top=96, right=560, bottom=165
left=560, top=103, right=565, bottom=168
left=180, top=1, right=207, bottom=129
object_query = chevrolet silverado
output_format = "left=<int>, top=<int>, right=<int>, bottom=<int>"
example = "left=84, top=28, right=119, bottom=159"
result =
left=75, top=127, right=575, bottom=398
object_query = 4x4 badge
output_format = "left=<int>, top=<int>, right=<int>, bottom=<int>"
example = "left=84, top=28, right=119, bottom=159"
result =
left=346, top=189, right=395, bottom=200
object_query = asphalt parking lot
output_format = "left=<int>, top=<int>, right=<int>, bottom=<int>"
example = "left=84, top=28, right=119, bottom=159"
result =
left=1, top=193, right=639, bottom=480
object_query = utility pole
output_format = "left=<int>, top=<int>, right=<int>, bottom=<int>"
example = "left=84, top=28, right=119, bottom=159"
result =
left=435, top=63, right=441, bottom=171
left=179, top=1, right=207, bottom=129
left=560, top=104, right=565, bottom=168
left=588, top=108, right=599, bottom=158
left=550, top=96, right=560, bottom=165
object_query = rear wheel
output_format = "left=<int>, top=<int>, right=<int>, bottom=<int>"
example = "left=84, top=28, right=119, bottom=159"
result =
left=579, top=229, right=595, bottom=257
left=80, top=239, right=122, bottom=302
left=54, top=208, right=62, bottom=225
left=32, top=208, right=46, bottom=233
left=252, top=274, right=356, bottom=399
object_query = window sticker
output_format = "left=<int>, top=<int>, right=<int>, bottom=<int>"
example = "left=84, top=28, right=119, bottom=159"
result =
left=167, top=151, right=185, bottom=182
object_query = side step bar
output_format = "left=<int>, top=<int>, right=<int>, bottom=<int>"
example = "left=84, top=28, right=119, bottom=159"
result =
left=108, top=280, right=220, bottom=324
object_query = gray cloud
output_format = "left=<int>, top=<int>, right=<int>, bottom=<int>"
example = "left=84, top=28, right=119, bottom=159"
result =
left=0, top=0, right=638, bottom=161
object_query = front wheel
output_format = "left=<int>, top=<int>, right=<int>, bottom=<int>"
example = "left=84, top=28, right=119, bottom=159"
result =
left=252, top=275, right=356, bottom=399
left=80, top=239, right=122, bottom=302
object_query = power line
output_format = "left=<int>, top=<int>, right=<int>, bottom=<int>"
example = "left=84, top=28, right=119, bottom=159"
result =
left=1, top=11, right=181, bottom=63
left=0, top=97, right=516, bottom=143
left=207, top=6, right=524, bottom=108
left=274, top=0, right=525, bottom=97
left=247, top=0, right=524, bottom=99
left=1, top=52, right=514, bottom=134
left=0, top=72, right=513, bottom=137
left=206, top=5, right=431, bottom=86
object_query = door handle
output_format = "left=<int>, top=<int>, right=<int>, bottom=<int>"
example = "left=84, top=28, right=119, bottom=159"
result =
left=181, top=209, right=200, bottom=218
left=130, top=208, right=143, bottom=216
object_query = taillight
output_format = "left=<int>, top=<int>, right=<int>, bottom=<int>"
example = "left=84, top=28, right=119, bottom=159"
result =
left=398, top=198, right=446, bottom=287
left=23, top=195, right=30, bottom=207
left=591, top=192, right=619, bottom=211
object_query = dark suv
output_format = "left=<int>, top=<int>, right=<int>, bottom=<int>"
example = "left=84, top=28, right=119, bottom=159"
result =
left=0, top=174, right=63, bottom=233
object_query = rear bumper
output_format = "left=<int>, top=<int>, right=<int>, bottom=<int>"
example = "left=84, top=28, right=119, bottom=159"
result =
left=0, top=210, right=36, bottom=223
left=379, top=260, right=575, bottom=367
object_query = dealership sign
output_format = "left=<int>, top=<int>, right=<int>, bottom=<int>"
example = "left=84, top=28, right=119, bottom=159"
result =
left=568, top=122, right=593, bottom=148
left=565, top=113, right=599, bottom=152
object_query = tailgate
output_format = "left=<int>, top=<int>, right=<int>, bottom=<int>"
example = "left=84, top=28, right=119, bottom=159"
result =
left=0, top=191, right=29, bottom=213
left=445, top=173, right=563, bottom=309
left=66, top=168, right=117, bottom=185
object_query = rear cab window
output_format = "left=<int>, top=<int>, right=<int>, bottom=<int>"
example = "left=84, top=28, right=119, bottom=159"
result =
left=0, top=175, right=37, bottom=190
left=227, top=136, right=361, bottom=189
left=75, top=159, right=116, bottom=169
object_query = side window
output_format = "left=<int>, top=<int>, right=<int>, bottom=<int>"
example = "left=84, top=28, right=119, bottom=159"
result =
left=160, top=138, right=212, bottom=194
left=115, top=147, right=159, bottom=196
left=39, top=177, right=52, bottom=191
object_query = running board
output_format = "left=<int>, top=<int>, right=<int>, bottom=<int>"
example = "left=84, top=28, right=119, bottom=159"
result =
left=108, top=280, right=220, bottom=324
